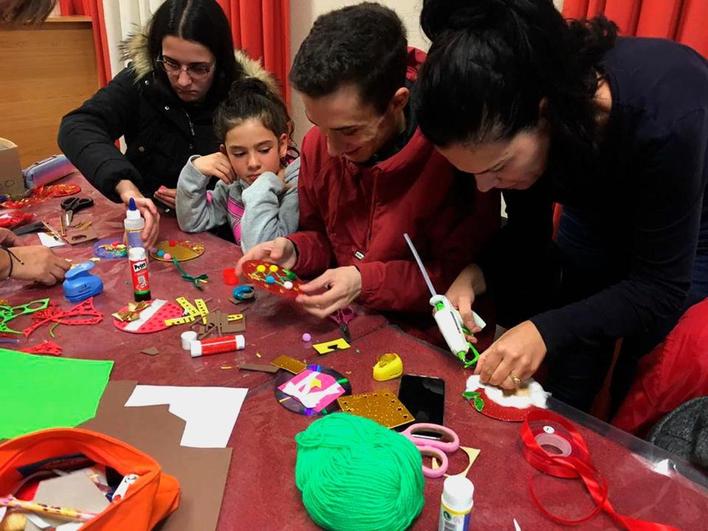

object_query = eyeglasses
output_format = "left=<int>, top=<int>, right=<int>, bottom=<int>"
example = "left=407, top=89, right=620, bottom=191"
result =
left=156, top=54, right=214, bottom=80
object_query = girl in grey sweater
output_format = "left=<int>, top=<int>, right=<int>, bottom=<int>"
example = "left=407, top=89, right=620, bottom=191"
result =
left=176, top=77, right=299, bottom=251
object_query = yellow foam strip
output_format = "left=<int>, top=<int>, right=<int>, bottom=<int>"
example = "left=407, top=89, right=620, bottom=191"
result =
left=194, top=298, right=209, bottom=323
left=164, top=314, right=198, bottom=326
left=176, top=297, right=199, bottom=316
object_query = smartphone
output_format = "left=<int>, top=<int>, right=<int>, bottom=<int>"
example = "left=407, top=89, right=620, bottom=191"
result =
left=397, top=374, right=445, bottom=431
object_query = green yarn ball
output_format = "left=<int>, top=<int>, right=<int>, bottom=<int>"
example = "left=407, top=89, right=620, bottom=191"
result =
left=295, top=413, right=424, bottom=531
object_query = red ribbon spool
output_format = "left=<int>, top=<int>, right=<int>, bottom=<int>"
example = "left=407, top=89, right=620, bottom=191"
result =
left=520, top=410, right=677, bottom=530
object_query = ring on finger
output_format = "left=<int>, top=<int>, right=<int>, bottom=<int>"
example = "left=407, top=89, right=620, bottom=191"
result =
left=509, top=374, right=522, bottom=386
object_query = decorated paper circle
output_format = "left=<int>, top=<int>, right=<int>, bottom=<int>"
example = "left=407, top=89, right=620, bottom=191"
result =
left=150, top=240, right=205, bottom=262
left=112, top=299, right=184, bottom=334
left=473, top=389, right=535, bottom=422
left=465, top=375, right=549, bottom=422
left=274, top=364, right=352, bottom=416
left=94, top=238, right=128, bottom=259
left=241, top=260, right=304, bottom=299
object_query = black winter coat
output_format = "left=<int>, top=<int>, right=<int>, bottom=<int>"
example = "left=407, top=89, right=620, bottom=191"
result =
left=58, top=68, right=220, bottom=202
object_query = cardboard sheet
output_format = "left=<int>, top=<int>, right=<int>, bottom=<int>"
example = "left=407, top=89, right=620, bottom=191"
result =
left=124, top=385, right=248, bottom=448
left=26, top=470, right=110, bottom=530
left=81, top=381, right=232, bottom=531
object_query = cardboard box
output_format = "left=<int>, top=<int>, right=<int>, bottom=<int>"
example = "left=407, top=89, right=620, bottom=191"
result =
left=0, top=138, right=25, bottom=196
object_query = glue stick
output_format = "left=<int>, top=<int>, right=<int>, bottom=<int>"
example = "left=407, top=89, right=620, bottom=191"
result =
left=190, top=335, right=245, bottom=358
left=128, top=247, right=151, bottom=302
left=438, top=476, right=474, bottom=531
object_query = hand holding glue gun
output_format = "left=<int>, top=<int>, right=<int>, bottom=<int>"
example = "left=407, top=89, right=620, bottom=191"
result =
left=431, top=294, right=486, bottom=365
left=404, top=233, right=486, bottom=368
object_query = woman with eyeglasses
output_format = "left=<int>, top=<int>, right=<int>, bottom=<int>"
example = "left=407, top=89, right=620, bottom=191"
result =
left=416, top=0, right=708, bottom=412
left=58, top=0, right=271, bottom=247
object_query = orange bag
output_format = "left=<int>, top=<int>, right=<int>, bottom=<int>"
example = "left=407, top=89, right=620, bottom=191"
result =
left=0, top=428, right=180, bottom=530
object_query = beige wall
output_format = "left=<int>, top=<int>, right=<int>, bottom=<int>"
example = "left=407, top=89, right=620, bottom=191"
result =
left=0, top=17, right=99, bottom=167
left=289, top=0, right=564, bottom=145
left=289, top=0, right=429, bottom=145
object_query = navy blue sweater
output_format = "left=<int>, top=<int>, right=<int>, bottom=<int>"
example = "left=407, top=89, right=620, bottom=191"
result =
left=481, top=37, right=708, bottom=355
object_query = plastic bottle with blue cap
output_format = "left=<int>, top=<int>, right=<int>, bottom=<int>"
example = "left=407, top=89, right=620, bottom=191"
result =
left=124, top=198, right=145, bottom=249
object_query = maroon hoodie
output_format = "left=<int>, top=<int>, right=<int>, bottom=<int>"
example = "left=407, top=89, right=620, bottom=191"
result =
left=288, top=48, right=500, bottom=313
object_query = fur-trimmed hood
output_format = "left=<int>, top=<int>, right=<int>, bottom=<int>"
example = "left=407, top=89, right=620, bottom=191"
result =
left=119, top=30, right=279, bottom=93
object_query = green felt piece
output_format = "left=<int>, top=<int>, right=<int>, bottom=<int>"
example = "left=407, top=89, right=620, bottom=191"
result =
left=0, top=348, right=113, bottom=439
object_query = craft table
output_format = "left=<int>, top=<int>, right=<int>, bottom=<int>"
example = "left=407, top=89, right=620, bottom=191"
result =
left=2, top=174, right=706, bottom=530
left=0, top=173, right=389, bottom=387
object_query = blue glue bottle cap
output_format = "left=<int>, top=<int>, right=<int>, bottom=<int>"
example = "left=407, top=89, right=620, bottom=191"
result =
left=127, top=197, right=140, bottom=218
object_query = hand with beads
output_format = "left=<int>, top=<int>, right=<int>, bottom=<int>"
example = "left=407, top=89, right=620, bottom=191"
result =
left=236, top=237, right=297, bottom=274
left=0, top=229, right=70, bottom=285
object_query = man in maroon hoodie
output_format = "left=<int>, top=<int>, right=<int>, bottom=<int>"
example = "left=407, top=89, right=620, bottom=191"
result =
left=238, top=2, right=499, bottom=321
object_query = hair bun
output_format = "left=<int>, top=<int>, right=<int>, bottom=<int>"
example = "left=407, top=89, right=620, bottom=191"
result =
left=421, top=0, right=510, bottom=41
left=228, top=76, right=272, bottom=98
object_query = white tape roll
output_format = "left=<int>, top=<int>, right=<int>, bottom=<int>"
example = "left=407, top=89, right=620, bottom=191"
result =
left=181, top=330, right=197, bottom=351
left=535, top=431, right=573, bottom=457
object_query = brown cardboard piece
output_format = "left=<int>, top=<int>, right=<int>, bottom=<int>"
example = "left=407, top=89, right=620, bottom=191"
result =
left=238, top=362, right=279, bottom=374
left=26, top=470, right=110, bottom=530
left=0, top=138, right=25, bottom=196
left=81, top=381, right=232, bottom=531
left=206, top=310, right=245, bottom=334
left=65, top=225, right=98, bottom=246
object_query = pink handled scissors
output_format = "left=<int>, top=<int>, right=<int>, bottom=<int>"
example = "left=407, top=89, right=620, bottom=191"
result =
left=401, top=423, right=460, bottom=478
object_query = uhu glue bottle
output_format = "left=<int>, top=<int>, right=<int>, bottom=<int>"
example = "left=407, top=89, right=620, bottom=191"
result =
left=438, top=476, right=474, bottom=531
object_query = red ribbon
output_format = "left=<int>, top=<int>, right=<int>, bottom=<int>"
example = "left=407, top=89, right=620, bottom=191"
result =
left=520, top=409, right=678, bottom=530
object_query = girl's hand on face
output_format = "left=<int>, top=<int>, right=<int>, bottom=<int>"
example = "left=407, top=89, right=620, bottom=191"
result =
left=154, top=186, right=177, bottom=208
left=193, top=153, right=237, bottom=184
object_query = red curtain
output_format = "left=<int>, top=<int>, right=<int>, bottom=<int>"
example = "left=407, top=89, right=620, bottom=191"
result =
left=60, top=0, right=291, bottom=103
left=216, top=0, right=291, bottom=103
left=562, top=0, right=708, bottom=57
left=59, top=0, right=111, bottom=86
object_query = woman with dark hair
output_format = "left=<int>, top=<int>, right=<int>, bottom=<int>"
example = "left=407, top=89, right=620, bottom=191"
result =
left=416, top=0, right=708, bottom=411
left=58, top=0, right=267, bottom=246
